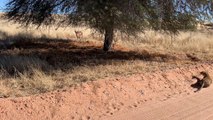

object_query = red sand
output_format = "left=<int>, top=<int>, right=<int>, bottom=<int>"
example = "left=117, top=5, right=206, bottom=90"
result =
left=0, top=63, right=213, bottom=120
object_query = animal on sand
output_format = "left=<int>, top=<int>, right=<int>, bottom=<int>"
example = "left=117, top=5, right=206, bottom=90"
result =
left=192, top=71, right=212, bottom=92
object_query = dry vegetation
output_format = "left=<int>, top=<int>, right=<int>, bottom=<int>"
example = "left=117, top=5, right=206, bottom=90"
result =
left=0, top=15, right=213, bottom=98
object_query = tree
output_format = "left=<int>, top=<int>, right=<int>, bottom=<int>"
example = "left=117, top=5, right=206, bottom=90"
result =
left=4, top=0, right=213, bottom=51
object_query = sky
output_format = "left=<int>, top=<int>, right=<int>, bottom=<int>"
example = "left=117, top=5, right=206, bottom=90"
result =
left=0, top=0, right=8, bottom=11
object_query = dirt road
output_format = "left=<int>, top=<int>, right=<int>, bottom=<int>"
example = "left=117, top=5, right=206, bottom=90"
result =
left=106, top=86, right=213, bottom=120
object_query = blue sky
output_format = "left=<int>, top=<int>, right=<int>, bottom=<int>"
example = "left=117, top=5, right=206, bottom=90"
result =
left=0, top=0, right=8, bottom=11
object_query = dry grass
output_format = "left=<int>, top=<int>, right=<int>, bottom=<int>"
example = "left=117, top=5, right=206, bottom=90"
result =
left=0, top=49, right=181, bottom=97
left=118, top=30, right=213, bottom=61
left=0, top=16, right=213, bottom=97
left=0, top=15, right=96, bottom=41
left=119, top=30, right=213, bottom=52
left=0, top=69, right=55, bottom=97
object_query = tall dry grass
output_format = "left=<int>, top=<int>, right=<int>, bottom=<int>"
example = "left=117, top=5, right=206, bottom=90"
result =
left=0, top=15, right=93, bottom=40
left=0, top=53, right=178, bottom=97
left=119, top=30, right=213, bottom=53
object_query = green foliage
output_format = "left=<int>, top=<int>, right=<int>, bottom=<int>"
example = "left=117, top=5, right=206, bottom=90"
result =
left=5, top=0, right=212, bottom=33
left=4, top=0, right=213, bottom=51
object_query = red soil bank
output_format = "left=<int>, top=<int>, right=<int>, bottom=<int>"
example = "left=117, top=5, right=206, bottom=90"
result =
left=0, top=63, right=213, bottom=120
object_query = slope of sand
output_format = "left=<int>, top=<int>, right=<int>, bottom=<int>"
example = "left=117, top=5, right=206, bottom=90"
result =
left=0, top=63, right=213, bottom=120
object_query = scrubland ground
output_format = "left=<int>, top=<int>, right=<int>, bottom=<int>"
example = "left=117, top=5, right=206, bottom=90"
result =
left=1, top=15, right=213, bottom=119
left=0, top=16, right=213, bottom=98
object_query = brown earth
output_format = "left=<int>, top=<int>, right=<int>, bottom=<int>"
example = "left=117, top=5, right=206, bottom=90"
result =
left=0, top=62, right=213, bottom=120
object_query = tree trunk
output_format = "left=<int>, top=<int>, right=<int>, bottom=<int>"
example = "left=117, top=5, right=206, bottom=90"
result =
left=103, top=27, right=114, bottom=52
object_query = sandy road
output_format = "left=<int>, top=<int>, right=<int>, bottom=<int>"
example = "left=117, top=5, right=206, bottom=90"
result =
left=106, top=86, right=213, bottom=120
